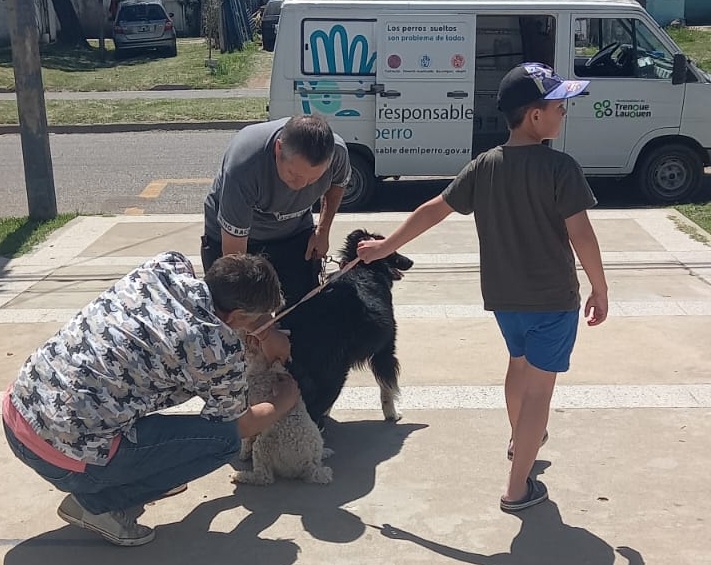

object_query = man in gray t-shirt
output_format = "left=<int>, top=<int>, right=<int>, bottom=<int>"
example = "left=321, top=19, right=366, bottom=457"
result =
left=202, top=115, right=352, bottom=306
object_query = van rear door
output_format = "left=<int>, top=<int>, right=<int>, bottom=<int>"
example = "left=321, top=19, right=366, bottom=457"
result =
left=374, top=16, right=475, bottom=175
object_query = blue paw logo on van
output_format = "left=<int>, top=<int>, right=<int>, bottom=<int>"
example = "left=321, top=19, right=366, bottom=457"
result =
left=297, top=80, right=367, bottom=117
left=308, top=25, right=377, bottom=74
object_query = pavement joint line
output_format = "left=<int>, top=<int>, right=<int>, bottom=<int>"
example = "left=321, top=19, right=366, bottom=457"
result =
left=37, top=251, right=711, bottom=269
left=1, top=301, right=711, bottom=323
left=3, top=385, right=708, bottom=414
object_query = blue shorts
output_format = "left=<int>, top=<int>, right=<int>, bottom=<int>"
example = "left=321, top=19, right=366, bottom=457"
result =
left=494, top=310, right=579, bottom=373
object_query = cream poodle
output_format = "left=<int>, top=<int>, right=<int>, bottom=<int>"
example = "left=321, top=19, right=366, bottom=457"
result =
left=231, top=350, right=333, bottom=486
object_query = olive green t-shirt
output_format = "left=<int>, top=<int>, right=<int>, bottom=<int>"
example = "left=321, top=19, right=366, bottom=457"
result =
left=442, top=144, right=597, bottom=312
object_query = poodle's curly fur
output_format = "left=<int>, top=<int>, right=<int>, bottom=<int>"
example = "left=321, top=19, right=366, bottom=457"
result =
left=230, top=351, right=333, bottom=486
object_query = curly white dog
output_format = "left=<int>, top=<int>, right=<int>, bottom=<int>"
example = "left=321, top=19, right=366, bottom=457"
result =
left=231, top=351, right=333, bottom=486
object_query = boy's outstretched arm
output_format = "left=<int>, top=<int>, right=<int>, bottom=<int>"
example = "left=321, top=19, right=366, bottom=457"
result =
left=565, top=210, right=609, bottom=326
left=357, top=195, right=455, bottom=263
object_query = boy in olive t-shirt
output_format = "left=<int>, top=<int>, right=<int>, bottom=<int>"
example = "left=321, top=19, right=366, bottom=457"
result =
left=357, top=63, right=608, bottom=512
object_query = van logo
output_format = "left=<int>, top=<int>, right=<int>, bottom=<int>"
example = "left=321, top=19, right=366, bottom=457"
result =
left=594, top=100, right=614, bottom=118
left=309, top=25, right=377, bottom=74
left=297, top=80, right=365, bottom=118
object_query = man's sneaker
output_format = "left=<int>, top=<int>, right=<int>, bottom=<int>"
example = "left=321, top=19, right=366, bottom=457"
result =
left=154, top=483, right=188, bottom=500
left=57, top=494, right=155, bottom=547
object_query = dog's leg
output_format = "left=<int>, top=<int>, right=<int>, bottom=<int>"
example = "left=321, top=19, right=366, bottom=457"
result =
left=231, top=441, right=275, bottom=486
left=239, top=436, right=255, bottom=461
left=369, top=343, right=402, bottom=422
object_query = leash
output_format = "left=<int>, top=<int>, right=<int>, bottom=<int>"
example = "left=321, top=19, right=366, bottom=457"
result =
left=248, top=256, right=361, bottom=338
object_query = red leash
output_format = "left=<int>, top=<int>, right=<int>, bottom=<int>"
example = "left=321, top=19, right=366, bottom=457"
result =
left=248, top=257, right=361, bottom=337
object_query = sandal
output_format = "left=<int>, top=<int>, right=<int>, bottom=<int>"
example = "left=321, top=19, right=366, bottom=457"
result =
left=500, top=477, right=548, bottom=512
left=507, top=430, right=549, bottom=461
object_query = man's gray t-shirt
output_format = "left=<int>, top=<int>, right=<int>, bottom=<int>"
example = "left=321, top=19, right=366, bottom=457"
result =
left=442, top=144, right=597, bottom=312
left=204, top=118, right=351, bottom=242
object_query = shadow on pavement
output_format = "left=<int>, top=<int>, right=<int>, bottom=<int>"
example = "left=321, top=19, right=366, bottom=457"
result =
left=367, top=461, right=646, bottom=565
left=4, top=419, right=428, bottom=565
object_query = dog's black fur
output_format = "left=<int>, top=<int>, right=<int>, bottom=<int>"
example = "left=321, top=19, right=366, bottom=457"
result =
left=282, top=229, right=414, bottom=428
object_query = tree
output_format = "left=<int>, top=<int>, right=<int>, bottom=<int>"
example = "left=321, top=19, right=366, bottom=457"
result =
left=51, top=0, right=90, bottom=47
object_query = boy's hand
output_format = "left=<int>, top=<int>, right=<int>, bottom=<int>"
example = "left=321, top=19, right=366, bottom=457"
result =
left=357, top=239, right=389, bottom=264
left=258, top=328, right=291, bottom=364
left=584, top=290, right=608, bottom=326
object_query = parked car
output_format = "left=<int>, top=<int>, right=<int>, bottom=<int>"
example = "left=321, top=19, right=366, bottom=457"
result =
left=261, top=0, right=282, bottom=52
left=113, top=0, right=177, bottom=58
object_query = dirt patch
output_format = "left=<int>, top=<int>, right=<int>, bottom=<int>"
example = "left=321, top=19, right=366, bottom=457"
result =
left=246, top=49, right=274, bottom=88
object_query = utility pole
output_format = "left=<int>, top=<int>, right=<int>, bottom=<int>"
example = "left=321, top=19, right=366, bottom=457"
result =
left=9, top=0, right=58, bottom=220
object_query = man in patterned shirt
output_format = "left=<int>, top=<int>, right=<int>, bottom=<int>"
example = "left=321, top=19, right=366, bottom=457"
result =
left=2, top=251, right=298, bottom=546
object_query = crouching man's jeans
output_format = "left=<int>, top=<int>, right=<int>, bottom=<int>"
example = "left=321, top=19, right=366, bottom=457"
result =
left=3, top=413, right=240, bottom=514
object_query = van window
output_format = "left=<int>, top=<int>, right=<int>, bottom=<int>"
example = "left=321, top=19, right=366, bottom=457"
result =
left=473, top=15, right=556, bottom=154
left=574, top=18, right=675, bottom=79
left=301, top=19, right=376, bottom=75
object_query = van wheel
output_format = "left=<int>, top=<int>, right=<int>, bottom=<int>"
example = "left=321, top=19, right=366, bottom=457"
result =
left=340, top=152, right=375, bottom=211
left=635, top=144, right=703, bottom=204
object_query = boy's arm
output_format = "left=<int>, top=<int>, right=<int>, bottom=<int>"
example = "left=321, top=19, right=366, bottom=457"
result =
left=236, top=376, right=300, bottom=438
left=358, top=195, right=455, bottom=263
left=565, top=210, right=608, bottom=326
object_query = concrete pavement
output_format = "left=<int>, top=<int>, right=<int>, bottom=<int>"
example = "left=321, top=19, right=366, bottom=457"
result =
left=1, top=209, right=710, bottom=563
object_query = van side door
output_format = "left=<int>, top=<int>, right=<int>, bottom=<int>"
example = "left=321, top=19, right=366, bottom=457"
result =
left=563, top=14, right=684, bottom=172
left=374, top=15, right=475, bottom=175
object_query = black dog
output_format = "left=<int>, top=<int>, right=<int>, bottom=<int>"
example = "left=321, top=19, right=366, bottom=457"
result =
left=281, top=229, right=414, bottom=429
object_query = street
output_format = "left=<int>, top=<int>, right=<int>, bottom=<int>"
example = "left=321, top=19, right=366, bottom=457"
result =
left=3, top=130, right=710, bottom=218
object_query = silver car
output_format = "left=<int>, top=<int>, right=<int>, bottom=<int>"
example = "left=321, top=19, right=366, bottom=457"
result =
left=113, top=0, right=177, bottom=58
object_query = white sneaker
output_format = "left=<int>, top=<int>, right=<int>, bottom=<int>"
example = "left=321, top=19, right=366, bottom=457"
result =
left=57, top=494, right=155, bottom=547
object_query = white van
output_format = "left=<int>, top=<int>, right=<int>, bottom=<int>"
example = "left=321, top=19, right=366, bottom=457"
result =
left=268, top=0, right=711, bottom=210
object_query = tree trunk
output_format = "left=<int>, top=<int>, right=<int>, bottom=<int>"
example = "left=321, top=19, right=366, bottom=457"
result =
left=51, top=0, right=90, bottom=47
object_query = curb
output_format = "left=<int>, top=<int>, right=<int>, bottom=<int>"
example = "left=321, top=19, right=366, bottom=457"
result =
left=0, top=120, right=264, bottom=135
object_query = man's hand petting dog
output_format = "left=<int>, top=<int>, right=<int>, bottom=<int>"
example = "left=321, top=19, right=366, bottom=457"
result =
left=247, top=327, right=292, bottom=365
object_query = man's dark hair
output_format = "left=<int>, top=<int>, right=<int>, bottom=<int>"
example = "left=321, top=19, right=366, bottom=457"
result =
left=205, top=254, right=283, bottom=314
left=502, top=99, right=549, bottom=130
left=279, top=115, right=335, bottom=166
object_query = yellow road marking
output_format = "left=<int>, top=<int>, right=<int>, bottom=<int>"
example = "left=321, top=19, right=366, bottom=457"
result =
left=139, top=180, right=168, bottom=199
left=139, top=178, right=213, bottom=199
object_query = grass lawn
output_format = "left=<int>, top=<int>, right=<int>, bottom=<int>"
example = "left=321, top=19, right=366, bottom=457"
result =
left=667, top=28, right=711, bottom=240
left=0, top=98, right=267, bottom=125
left=0, top=214, right=78, bottom=259
left=667, top=27, right=711, bottom=72
left=0, top=39, right=259, bottom=92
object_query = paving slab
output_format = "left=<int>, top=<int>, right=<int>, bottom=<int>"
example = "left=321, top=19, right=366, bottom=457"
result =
left=0, top=208, right=710, bottom=564
left=1, top=408, right=708, bottom=564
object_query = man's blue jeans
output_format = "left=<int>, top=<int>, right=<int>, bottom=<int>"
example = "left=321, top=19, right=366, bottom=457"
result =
left=3, top=413, right=240, bottom=514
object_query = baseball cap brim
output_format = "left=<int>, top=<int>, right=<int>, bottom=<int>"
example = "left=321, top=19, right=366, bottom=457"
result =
left=543, top=80, right=590, bottom=101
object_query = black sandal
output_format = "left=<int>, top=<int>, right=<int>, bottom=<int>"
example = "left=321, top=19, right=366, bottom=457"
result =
left=500, top=477, right=549, bottom=512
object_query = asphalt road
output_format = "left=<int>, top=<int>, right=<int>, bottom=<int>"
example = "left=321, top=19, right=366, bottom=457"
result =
left=2, top=130, right=710, bottom=218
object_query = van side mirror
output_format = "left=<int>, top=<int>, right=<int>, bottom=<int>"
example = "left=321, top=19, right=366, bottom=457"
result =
left=672, top=53, right=687, bottom=85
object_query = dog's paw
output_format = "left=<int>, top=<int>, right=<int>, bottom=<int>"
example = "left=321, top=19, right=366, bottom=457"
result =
left=321, top=447, right=335, bottom=459
left=308, top=465, right=333, bottom=484
left=383, top=408, right=403, bottom=422
left=231, top=470, right=273, bottom=486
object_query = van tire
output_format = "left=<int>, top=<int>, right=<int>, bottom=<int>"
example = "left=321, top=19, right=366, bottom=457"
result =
left=634, top=144, right=703, bottom=204
left=340, top=152, right=375, bottom=211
